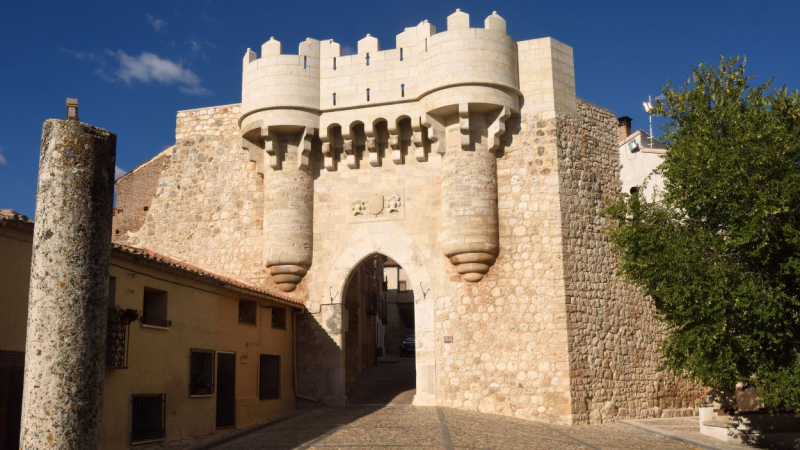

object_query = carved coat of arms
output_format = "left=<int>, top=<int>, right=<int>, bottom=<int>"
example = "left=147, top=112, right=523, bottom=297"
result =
left=367, top=193, right=384, bottom=216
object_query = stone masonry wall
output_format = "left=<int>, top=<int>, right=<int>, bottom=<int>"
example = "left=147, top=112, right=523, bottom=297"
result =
left=127, top=104, right=266, bottom=285
left=434, top=112, right=573, bottom=423
left=557, top=100, right=705, bottom=424
left=113, top=151, right=170, bottom=244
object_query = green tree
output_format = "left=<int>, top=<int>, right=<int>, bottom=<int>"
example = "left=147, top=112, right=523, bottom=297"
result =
left=606, top=56, right=800, bottom=411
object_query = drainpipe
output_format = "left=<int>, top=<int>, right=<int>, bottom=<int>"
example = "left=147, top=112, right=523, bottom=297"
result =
left=293, top=310, right=321, bottom=403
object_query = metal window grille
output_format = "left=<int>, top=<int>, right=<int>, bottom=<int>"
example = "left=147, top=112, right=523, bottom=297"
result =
left=189, top=349, right=215, bottom=395
left=106, top=321, right=130, bottom=369
left=131, top=393, right=165, bottom=443
left=141, top=317, right=172, bottom=327
left=258, top=355, right=280, bottom=399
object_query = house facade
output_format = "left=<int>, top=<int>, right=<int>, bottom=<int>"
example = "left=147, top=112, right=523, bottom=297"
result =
left=0, top=210, right=302, bottom=448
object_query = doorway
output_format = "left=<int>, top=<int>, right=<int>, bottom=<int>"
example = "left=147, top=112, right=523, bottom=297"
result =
left=0, top=350, right=23, bottom=450
left=343, top=255, right=416, bottom=405
left=215, top=352, right=235, bottom=428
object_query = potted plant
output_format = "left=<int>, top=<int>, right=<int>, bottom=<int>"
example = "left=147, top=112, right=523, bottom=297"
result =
left=119, top=309, right=140, bottom=325
left=192, top=373, right=212, bottom=395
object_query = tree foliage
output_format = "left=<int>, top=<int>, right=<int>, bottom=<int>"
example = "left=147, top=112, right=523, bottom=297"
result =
left=606, top=56, right=800, bottom=410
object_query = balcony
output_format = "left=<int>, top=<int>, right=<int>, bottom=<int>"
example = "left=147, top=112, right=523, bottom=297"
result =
left=106, top=321, right=130, bottom=369
left=141, top=317, right=172, bottom=328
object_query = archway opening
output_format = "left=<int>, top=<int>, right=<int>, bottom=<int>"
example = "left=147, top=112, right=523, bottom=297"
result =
left=343, top=254, right=416, bottom=405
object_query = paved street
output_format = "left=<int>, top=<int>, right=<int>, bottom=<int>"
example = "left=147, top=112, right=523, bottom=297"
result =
left=199, top=357, right=700, bottom=450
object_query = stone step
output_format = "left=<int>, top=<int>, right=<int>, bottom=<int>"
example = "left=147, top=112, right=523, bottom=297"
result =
left=702, top=420, right=736, bottom=429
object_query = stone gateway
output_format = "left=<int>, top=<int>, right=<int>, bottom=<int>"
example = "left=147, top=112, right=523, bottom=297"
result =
left=114, top=10, right=704, bottom=424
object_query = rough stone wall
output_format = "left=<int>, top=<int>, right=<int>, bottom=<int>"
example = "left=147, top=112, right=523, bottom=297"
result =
left=434, top=113, right=574, bottom=423
left=112, top=151, right=170, bottom=244
left=557, top=100, right=705, bottom=423
left=127, top=104, right=266, bottom=285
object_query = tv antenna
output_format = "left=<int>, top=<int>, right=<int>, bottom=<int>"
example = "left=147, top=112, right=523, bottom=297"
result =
left=642, top=94, right=666, bottom=148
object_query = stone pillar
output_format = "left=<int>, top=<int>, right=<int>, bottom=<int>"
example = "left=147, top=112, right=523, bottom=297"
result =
left=264, top=129, right=314, bottom=292
left=21, top=119, right=116, bottom=449
left=440, top=110, right=500, bottom=282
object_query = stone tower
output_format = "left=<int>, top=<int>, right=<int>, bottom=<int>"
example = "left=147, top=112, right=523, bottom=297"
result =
left=122, top=9, right=704, bottom=424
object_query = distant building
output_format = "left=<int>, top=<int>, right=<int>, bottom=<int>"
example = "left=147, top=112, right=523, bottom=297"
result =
left=617, top=116, right=668, bottom=201
left=383, top=259, right=414, bottom=355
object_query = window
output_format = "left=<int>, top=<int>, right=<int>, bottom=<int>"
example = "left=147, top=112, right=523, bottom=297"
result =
left=366, top=88, right=370, bottom=102
left=333, top=57, right=336, bottom=70
left=239, top=299, right=257, bottom=325
left=366, top=52, right=370, bottom=66
left=400, top=48, right=404, bottom=61
left=398, top=281, right=407, bottom=291
left=333, top=92, right=336, bottom=106
left=303, top=55, right=307, bottom=69
left=189, top=349, right=215, bottom=395
left=142, top=287, right=171, bottom=327
left=131, top=393, right=166, bottom=443
left=259, top=355, right=280, bottom=399
left=271, top=307, right=286, bottom=329
left=108, top=276, right=116, bottom=307
left=401, top=84, right=405, bottom=98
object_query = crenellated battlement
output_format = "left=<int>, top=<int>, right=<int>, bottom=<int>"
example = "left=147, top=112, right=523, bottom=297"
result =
left=241, top=10, right=522, bottom=121
left=240, top=9, right=576, bottom=146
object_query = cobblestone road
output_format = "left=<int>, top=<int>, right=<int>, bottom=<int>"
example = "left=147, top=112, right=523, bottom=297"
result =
left=201, top=357, right=698, bottom=450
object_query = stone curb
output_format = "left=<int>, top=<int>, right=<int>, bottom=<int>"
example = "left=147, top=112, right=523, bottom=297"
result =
left=616, top=420, right=720, bottom=450
left=189, top=406, right=320, bottom=450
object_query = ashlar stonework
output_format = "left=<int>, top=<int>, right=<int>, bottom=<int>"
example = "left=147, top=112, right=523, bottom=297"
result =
left=114, top=9, right=705, bottom=424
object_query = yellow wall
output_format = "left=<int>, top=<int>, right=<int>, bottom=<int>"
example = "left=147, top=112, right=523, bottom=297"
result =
left=0, top=229, right=299, bottom=448
left=0, top=227, right=32, bottom=352
left=217, top=295, right=296, bottom=428
left=102, top=262, right=220, bottom=448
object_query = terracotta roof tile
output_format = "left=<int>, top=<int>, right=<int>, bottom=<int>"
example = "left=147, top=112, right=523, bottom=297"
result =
left=0, top=209, right=303, bottom=308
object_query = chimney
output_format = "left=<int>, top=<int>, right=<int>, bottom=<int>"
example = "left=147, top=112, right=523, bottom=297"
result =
left=617, top=116, right=632, bottom=142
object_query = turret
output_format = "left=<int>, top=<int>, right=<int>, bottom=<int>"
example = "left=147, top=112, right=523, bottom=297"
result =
left=241, top=9, right=576, bottom=284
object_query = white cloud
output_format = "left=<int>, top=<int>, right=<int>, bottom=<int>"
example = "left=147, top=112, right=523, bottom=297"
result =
left=114, top=165, right=126, bottom=179
left=0, top=146, right=7, bottom=165
left=146, top=13, right=166, bottom=32
left=62, top=47, right=211, bottom=96
left=114, top=51, right=211, bottom=96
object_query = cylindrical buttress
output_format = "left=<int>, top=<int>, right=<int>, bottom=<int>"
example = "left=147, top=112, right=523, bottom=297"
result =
left=440, top=118, right=499, bottom=282
left=263, top=139, right=314, bottom=292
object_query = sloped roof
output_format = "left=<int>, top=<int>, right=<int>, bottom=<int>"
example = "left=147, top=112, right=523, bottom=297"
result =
left=0, top=209, right=303, bottom=308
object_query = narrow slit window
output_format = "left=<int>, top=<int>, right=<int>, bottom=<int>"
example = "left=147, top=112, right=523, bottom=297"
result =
left=303, top=56, right=307, bottom=69
left=333, top=93, right=336, bottom=106
left=366, top=88, right=370, bottom=102
left=366, top=53, right=370, bottom=66
left=401, top=84, right=405, bottom=98
left=425, top=38, right=428, bottom=52
left=400, top=48, right=403, bottom=61
left=333, top=57, right=336, bottom=70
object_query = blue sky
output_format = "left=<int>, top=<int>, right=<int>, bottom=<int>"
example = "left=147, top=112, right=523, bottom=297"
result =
left=1, top=0, right=798, bottom=217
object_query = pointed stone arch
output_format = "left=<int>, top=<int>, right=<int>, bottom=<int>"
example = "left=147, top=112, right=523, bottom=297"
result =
left=319, top=224, right=437, bottom=406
